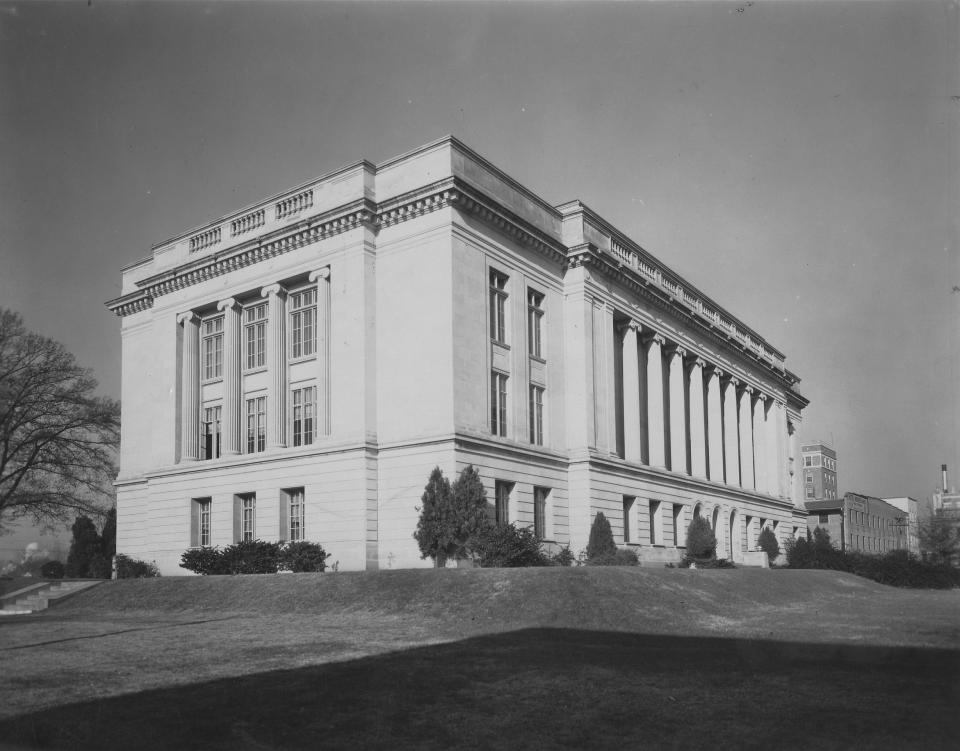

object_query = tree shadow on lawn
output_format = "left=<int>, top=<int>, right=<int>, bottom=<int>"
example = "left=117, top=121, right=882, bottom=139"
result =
left=3, top=628, right=957, bottom=751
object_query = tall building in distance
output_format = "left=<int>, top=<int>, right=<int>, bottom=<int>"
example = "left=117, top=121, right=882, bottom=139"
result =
left=800, top=442, right=837, bottom=501
left=107, top=136, right=809, bottom=575
left=806, top=492, right=909, bottom=553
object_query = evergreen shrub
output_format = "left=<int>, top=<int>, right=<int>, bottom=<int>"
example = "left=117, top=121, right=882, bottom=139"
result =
left=66, top=515, right=102, bottom=578
left=586, top=548, right=639, bottom=567
left=414, top=466, right=492, bottom=567
left=684, top=516, right=717, bottom=563
left=758, top=527, right=780, bottom=563
left=586, top=512, right=616, bottom=560
left=179, top=541, right=329, bottom=575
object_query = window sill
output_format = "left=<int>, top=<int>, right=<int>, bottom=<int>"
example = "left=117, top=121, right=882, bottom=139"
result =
left=490, top=340, right=511, bottom=349
left=201, top=377, right=223, bottom=386
left=288, top=354, right=317, bottom=366
left=529, top=355, right=546, bottom=365
left=243, top=366, right=267, bottom=376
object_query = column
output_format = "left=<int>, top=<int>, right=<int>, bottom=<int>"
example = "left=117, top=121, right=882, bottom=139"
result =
left=738, top=385, right=755, bottom=490
left=788, top=416, right=800, bottom=506
left=310, top=267, right=331, bottom=435
left=705, top=366, right=724, bottom=482
left=722, top=376, right=739, bottom=486
left=770, top=400, right=787, bottom=498
left=644, top=332, right=666, bottom=469
left=665, top=344, right=687, bottom=474
left=765, top=399, right=779, bottom=497
left=261, top=283, right=288, bottom=450
left=217, top=298, right=242, bottom=455
left=621, top=322, right=642, bottom=463
left=752, top=392, right=768, bottom=494
left=177, top=311, right=200, bottom=462
left=686, top=356, right=707, bottom=479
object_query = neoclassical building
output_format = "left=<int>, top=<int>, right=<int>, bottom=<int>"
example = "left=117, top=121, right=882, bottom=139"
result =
left=107, top=136, right=808, bottom=574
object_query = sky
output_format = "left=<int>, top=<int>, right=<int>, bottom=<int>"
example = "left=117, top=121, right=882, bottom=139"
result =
left=0, top=0, right=957, bottom=556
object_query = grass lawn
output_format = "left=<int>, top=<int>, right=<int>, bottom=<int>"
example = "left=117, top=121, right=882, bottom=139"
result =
left=0, top=568, right=957, bottom=750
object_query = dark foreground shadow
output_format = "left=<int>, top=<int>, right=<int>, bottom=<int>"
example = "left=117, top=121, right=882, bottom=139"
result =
left=2, top=628, right=957, bottom=750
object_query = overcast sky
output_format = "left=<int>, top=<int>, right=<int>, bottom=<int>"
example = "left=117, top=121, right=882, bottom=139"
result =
left=1, top=0, right=957, bottom=536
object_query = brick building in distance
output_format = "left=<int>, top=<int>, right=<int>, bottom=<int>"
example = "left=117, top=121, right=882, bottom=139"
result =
left=806, top=492, right=909, bottom=553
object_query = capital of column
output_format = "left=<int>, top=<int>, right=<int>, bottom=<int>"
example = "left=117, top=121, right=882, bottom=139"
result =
left=642, top=331, right=666, bottom=347
left=176, top=311, right=198, bottom=326
left=685, top=354, right=707, bottom=370
left=721, top=374, right=740, bottom=388
left=663, top=343, right=687, bottom=360
left=217, top=297, right=241, bottom=313
left=704, top=363, right=724, bottom=379
left=261, top=283, right=287, bottom=300
left=308, top=267, right=331, bottom=283
left=739, top=384, right=754, bottom=396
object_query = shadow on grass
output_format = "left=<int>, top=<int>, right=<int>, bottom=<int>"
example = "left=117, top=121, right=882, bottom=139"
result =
left=3, top=628, right=958, bottom=750
left=0, top=616, right=241, bottom=651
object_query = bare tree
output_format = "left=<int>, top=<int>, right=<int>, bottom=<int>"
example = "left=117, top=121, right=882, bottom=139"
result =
left=0, top=309, right=120, bottom=527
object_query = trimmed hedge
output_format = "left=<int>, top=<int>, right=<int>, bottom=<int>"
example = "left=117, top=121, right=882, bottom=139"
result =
left=585, top=548, right=639, bottom=567
left=180, top=540, right=329, bottom=575
left=473, top=524, right=550, bottom=568
left=784, top=530, right=960, bottom=589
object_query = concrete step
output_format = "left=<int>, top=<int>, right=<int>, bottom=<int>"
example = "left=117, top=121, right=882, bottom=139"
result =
left=0, top=580, right=102, bottom=614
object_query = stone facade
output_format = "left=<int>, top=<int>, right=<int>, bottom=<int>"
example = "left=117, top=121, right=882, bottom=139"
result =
left=107, top=136, right=809, bottom=574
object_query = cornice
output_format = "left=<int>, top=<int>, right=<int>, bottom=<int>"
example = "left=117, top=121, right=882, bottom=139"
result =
left=562, top=243, right=801, bottom=394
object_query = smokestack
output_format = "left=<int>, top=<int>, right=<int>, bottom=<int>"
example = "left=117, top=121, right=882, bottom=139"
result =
left=943, top=464, right=949, bottom=493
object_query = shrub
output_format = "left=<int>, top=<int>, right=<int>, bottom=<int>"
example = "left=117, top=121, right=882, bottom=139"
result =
left=758, top=528, right=780, bottom=562
left=586, top=548, right=639, bottom=567
left=586, top=512, right=616, bottom=561
left=219, top=540, right=282, bottom=575
left=180, top=546, right=225, bottom=575
left=684, top=516, right=717, bottom=562
left=66, top=515, right=102, bottom=577
left=115, top=554, right=160, bottom=578
left=550, top=545, right=576, bottom=567
left=41, top=561, right=65, bottom=579
left=473, top=524, right=550, bottom=568
left=100, top=507, right=117, bottom=560
left=413, top=466, right=492, bottom=567
left=277, top=541, right=329, bottom=573
left=785, top=528, right=847, bottom=571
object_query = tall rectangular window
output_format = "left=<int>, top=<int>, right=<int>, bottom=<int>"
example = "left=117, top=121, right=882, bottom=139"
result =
left=244, top=303, right=267, bottom=370
left=491, top=371, right=508, bottom=437
left=202, top=405, right=222, bottom=460
left=192, top=498, right=212, bottom=548
left=246, top=396, right=266, bottom=453
left=623, top=495, right=635, bottom=544
left=494, top=481, right=512, bottom=526
left=489, top=269, right=508, bottom=344
left=673, top=505, right=683, bottom=546
left=292, top=386, right=316, bottom=446
left=534, top=487, right=549, bottom=540
left=202, top=316, right=223, bottom=380
left=529, top=385, right=544, bottom=445
left=649, top=500, right=661, bottom=545
left=288, top=488, right=305, bottom=542
left=290, top=288, right=317, bottom=359
left=240, top=494, right=255, bottom=542
left=527, top=288, right=544, bottom=359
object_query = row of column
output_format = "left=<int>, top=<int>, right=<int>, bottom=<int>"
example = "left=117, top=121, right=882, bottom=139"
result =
left=618, top=320, right=788, bottom=498
left=177, top=268, right=331, bottom=462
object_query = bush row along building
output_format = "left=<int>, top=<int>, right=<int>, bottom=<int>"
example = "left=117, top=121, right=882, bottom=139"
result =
left=107, top=136, right=809, bottom=574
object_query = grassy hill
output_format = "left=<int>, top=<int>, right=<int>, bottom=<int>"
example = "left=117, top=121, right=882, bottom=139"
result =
left=3, top=567, right=959, bottom=749
left=56, top=566, right=959, bottom=646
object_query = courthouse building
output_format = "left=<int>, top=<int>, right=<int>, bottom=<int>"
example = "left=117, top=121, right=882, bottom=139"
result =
left=107, top=136, right=809, bottom=574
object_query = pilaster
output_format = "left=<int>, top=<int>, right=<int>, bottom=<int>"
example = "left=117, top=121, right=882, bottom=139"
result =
left=217, top=298, right=242, bottom=455
left=177, top=311, right=200, bottom=462
left=309, top=268, right=332, bottom=435
left=261, top=283, right=288, bottom=450
left=621, top=321, right=642, bottom=463
left=752, top=392, right=769, bottom=494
